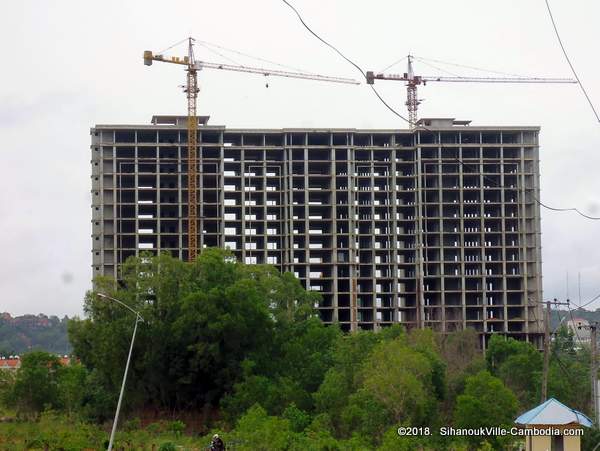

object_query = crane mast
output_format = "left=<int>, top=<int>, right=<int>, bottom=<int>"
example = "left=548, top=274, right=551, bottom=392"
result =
left=185, top=39, right=199, bottom=262
left=405, top=55, right=420, bottom=127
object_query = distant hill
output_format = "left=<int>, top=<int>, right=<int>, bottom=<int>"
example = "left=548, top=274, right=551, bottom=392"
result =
left=550, top=307, right=599, bottom=330
left=0, top=307, right=595, bottom=356
left=0, top=313, right=71, bottom=356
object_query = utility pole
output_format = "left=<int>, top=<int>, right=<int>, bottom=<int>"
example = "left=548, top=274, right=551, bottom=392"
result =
left=593, top=325, right=598, bottom=427
left=541, top=300, right=551, bottom=403
left=541, top=298, right=570, bottom=403
left=579, top=321, right=599, bottom=426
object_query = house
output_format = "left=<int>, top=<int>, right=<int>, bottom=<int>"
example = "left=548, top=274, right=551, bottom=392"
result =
left=0, top=356, right=21, bottom=371
left=514, top=398, right=592, bottom=451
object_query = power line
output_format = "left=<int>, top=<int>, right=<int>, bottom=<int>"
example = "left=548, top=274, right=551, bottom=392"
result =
left=280, top=0, right=600, bottom=221
left=571, top=292, right=600, bottom=310
left=280, top=0, right=412, bottom=125
left=544, top=0, right=600, bottom=123
left=535, top=200, right=600, bottom=221
left=531, top=304, right=575, bottom=381
left=565, top=301, right=584, bottom=345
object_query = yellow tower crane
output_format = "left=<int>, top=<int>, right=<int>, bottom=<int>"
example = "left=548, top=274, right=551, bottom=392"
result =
left=144, top=37, right=358, bottom=262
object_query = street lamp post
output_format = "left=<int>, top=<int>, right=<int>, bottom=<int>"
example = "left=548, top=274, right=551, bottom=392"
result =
left=97, top=293, right=144, bottom=451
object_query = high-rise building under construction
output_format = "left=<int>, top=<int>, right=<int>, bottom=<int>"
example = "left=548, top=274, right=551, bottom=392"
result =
left=91, top=115, right=543, bottom=347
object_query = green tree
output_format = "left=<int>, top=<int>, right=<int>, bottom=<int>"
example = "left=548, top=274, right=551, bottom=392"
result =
left=221, top=311, right=340, bottom=422
left=339, top=388, right=392, bottom=440
left=229, top=404, right=296, bottom=451
left=548, top=325, right=591, bottom=414
left=282, top=403, right=311, bottom=433
left=0, top=368, right=15, bottom=410
left=439, top=329, right=485, bottom=420
left=8, top=351, right=62, bottom=417
left=70, top=248, right=327, bottom=415
left=361, top=336, right=435, bottom=426
left=56, top=363, right=87, bottom=416
left=454, top=370, right=518, bottom=449
left=486, top=334, right=542, bottom=409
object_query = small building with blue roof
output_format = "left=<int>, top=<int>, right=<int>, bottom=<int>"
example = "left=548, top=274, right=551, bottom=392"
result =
left=514, top=398, right=592, bottom=451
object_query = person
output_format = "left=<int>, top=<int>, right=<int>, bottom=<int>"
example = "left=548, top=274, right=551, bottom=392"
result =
left=210, top=433, right=225, bottom=451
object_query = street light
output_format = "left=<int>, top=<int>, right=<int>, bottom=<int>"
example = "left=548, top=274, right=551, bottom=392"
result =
left=96, top=293, right=144, bottom=451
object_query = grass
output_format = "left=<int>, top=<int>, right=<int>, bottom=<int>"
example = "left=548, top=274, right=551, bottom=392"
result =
left=0, top=411, right=213, bottom=450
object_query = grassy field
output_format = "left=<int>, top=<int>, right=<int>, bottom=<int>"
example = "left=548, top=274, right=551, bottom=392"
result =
left=0, top=411, right=214, bottom=450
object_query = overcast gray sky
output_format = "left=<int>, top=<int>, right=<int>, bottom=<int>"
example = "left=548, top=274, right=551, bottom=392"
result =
left=1, top=0, right=599, bottom=317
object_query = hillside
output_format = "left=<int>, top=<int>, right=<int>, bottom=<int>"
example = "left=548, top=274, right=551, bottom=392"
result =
left=0, top=313, right=71, bottom=355
left=551, top=307, right=600, bottom=330
left=0, top=306, right=596, bottom=357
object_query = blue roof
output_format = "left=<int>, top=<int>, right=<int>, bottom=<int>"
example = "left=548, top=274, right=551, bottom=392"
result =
left=515, top=398, right=593, bottom=427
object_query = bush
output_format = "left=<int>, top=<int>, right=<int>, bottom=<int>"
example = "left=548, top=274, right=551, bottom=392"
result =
left=167, top=419, right=186, bottom=436
left=122, top=417, right=141, bottom=432
left=146, top=420, right=166, bottom=434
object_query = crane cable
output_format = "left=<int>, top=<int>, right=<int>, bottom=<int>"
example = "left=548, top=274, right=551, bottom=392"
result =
left=280, top=0, right=600, bottom=221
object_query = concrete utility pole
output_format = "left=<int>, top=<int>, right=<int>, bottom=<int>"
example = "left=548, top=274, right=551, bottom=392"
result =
left=541, top=299, right=570, bottom=403
left=541, top=300, right=551, bottom=402
left=593, top=325, right=598, bottom=427
left=577, top=320, right=599, bottom=426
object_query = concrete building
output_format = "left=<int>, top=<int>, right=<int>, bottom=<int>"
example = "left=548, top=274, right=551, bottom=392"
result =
left=91, top=115, right=543, bottom=346
left=566, top=317, right=592, bottom=345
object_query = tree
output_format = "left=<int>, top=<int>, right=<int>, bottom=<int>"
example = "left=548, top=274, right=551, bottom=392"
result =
left=361, top=336, right=434, bottom=426
left=0, top=368, right=16, bottom=409
left=339, top=388, right=392, bottom=440
left=486, top=334, right=542, bottom=409
left=439, top=329, right=485, bottom=419
left=229, top=404, right=296, bottom=451
left=454, top=370, right=518, bottom=449
left=313, top=328, right=400, bottom=435
left=56, top=363, right=87, bottom=417
left=69, top=248, right=326, bottom=414
left=549, top=325, right=591, bottom=414
left=8, top=351, right=62, bottom=417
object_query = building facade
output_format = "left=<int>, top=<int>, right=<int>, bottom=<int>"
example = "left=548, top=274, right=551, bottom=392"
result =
left=91, top=116, right=543, bottom=346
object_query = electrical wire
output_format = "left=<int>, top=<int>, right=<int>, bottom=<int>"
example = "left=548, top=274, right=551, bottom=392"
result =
left=565, top=300, right=584, bottom=344
left=570, top=292, right=600, bottom=310
left=280, top=0, right=600, bottom=221
left=544, top=0, right=600, bottom=123
left=535, top=200, right=600, bottom=220
left=532, top=309, right=572, bottom=379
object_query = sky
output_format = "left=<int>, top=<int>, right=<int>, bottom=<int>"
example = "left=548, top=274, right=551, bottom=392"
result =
left=1, top=0, right=599, bottom=317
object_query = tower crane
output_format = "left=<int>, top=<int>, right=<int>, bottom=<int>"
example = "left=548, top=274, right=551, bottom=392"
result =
left=144, top=38, right=359, bottom=262
left=366, top=55, right=577, bottom=127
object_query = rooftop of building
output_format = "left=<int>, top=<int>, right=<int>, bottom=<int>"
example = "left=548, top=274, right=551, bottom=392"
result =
left=92, top=116, right=540, bottom=132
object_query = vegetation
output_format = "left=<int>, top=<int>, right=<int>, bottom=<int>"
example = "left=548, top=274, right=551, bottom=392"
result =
left=0, top=314, right=70, bottom=355
left=0, top=248, right=598, bottom=449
